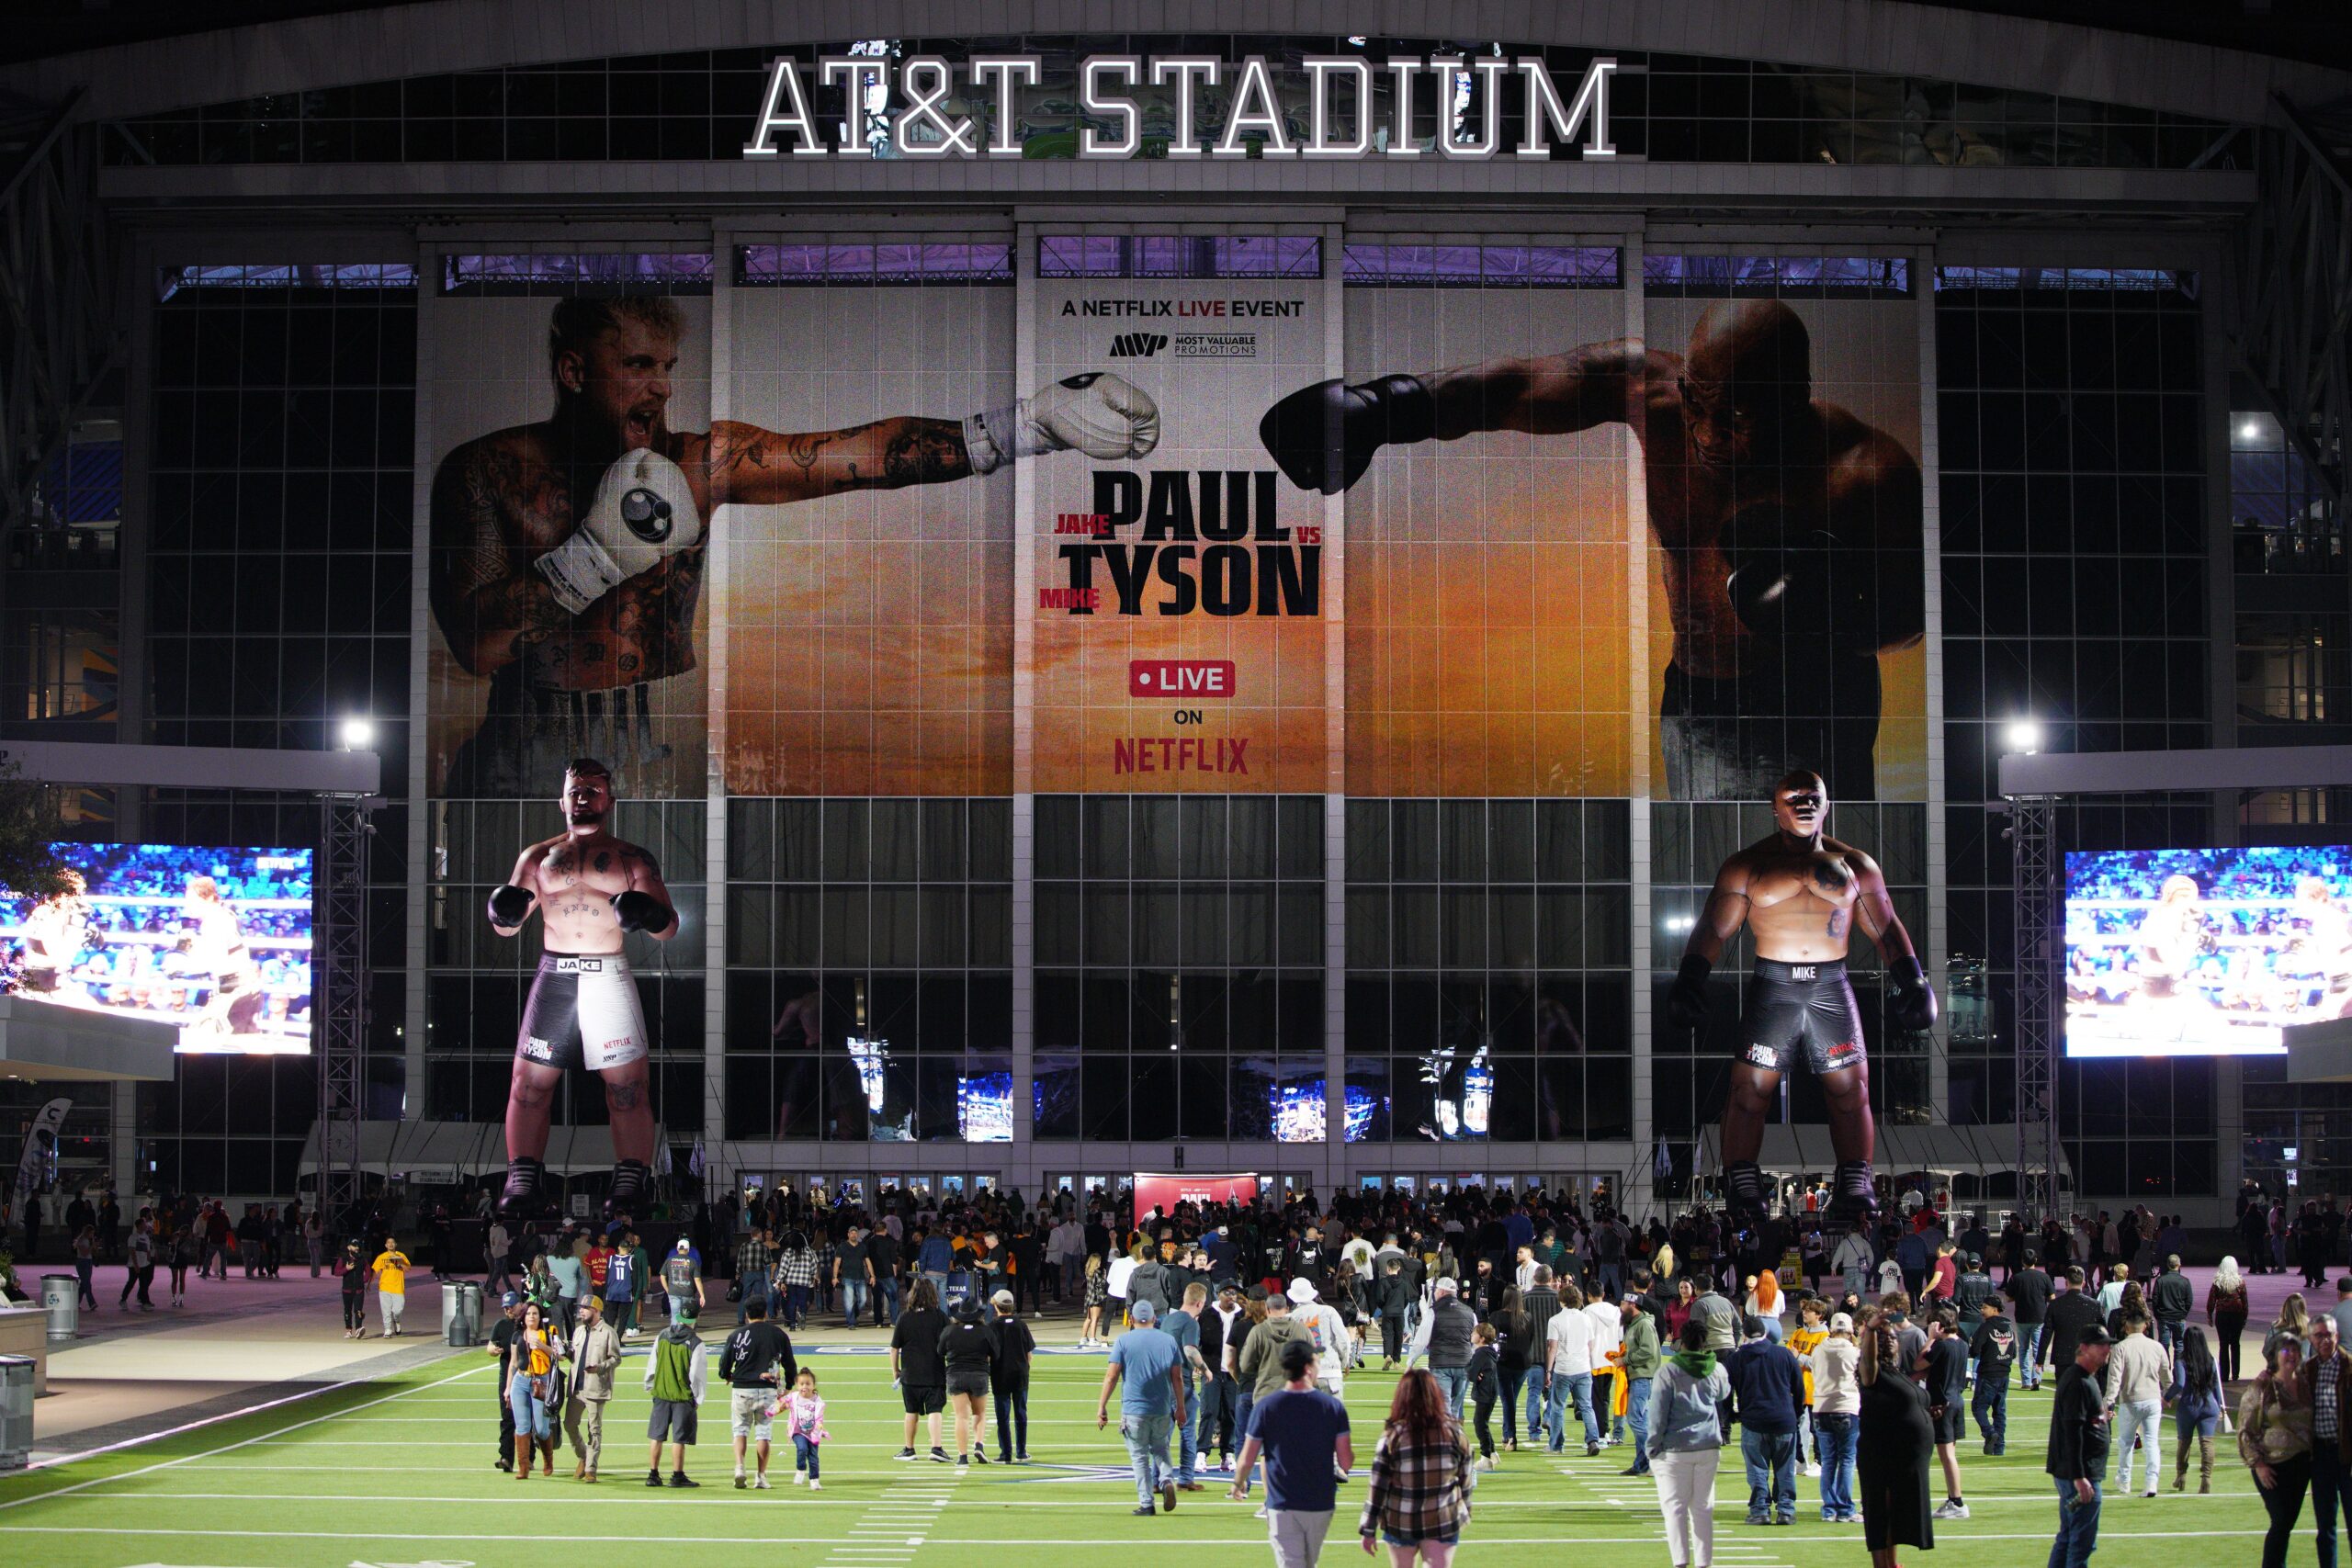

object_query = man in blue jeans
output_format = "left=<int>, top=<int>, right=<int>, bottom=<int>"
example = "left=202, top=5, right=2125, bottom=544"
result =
left=1618, top=1292, right=1661, bottom=1475
left=836, top=1226, right=870, bottom=1330
left=2045, top=1325, right=2113, bottom=1568
left=1544, top=1283, right=1602, bottom=1455
left=1097, top=1299, right=1188, bottom=1517
left=1727, top=1314, right=1806, bottom=1526
left=1407, top=1277, right=1479, bottom=1420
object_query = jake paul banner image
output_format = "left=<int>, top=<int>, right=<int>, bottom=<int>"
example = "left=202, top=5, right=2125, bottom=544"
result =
left=424, top=291, right=713, bottom=800
left=1034, top=277, right=1326, bottom=793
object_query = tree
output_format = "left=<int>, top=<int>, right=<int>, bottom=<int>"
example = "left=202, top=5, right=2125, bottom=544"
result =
left=0, top=753, right=70, bottom=904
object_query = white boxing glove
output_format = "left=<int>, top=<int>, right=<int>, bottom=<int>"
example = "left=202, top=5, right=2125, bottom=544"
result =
left=962, top=372, right=1160, bottom=475
left=534, top=449, right=704, bottom=615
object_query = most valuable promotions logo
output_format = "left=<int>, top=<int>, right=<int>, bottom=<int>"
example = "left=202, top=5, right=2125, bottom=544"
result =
left=1108, top=333, right=1168, bottom=358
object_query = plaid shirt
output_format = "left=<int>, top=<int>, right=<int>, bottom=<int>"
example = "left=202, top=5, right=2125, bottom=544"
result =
left=735, top=1236, right=775, bottom=1285
left=2318, top=1355, right=2344, bottom=1444
left=776, top=1247, right=818, bottom=1288
left=1358, top=1423, right=1476, bottom=1540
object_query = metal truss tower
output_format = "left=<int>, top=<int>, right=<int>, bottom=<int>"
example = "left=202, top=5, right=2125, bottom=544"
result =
left=2009, top=794, right=2061, bottom=1225
left=315, top=795, right=372, bottom=1224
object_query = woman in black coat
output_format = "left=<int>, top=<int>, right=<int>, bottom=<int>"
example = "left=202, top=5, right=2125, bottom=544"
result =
left=1856, top=1309, right=1935, bottom=1568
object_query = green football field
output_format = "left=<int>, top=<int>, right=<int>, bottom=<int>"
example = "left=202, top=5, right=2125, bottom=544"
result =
left=0, top=1345, right=2291, bottom=1566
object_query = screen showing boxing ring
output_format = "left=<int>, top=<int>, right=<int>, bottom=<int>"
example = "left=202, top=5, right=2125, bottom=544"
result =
left=2064, top=845, right=2352, bottom=1056
left=2, top=843, right=314, bottom=1054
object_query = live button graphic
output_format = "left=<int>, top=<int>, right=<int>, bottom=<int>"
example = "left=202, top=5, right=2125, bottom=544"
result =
left=1129, top=660, right=1237, bottom=699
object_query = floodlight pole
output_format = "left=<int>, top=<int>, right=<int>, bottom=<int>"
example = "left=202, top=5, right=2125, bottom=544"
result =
left=315, top=791, right=383, bottom=1232
left=2008, top=792, right=2061, bottom=1227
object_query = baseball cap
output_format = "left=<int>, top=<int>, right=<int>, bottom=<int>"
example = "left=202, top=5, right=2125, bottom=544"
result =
left=990, top=1290, right=1014, bottom=1308
left=2077, top=1325, right=2114, bottom=1346
left=1130, top=1300, right=1158, bottom=1323
left=501, top=1291, right=520, bottom=1309
left=1433, top=1277, right=1459, bottom=1295
left=674, top=1238, right=691, bottom=1253
left=583, top=1295, right=604, bottom=1313
left=1288, top=1277, right=1318, bottom=1303
left=1622, top=1290, right=1643, bottom=1304
left=1828, top=1312, right=1854, bottom=1333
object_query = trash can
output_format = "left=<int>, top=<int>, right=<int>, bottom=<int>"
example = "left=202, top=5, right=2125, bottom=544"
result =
left=458, top=1280, right=484, bottom=1346
left=41, top=1274, right=79, bottom=1342
left=0, top=1355, right=33, bottom=1471
left=442, top=1280, right=469, bottom=1346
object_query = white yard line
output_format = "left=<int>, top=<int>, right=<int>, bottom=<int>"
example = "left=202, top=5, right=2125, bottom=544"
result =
left=0, top=1361, right=488, bottom=1504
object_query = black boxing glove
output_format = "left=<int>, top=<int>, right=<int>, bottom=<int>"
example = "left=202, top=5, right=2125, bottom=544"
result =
left=486, top=884, right=533, bottom=928
left=1722, top=502, right=1875, bottom=656
left=1259, top=374, right=1436, bottom=495
left=1667, top=953, right=1713, bottom=1030
left=1889, top=954, right=1938, bottom=1033
left=611, top=889, right=674, bottom=934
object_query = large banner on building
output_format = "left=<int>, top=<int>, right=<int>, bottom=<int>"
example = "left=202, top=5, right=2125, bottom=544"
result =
left=1642, top=277, right=1928, bottom=802
left=1032, top=273, right=1329, bottom=793
left=1340, top=256, right=1635, bottom=796
left=423, top=287, right=713, bottom=800
left=723, top=270, right=1017, bottom=796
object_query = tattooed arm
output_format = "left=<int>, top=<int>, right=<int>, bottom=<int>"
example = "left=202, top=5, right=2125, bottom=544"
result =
left=428, top=439, right=576, bottom=677
left=704, top=417, right=973, bottom=507
left=621, top=845, right=679, bottom=941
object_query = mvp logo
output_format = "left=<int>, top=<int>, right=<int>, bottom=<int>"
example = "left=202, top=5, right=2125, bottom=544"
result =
left=1108, top=333, right=1168, bottom=358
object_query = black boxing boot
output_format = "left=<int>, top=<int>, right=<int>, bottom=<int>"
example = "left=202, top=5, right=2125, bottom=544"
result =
left=500, top=1156, right=545, bottom=1216
left=1827, top=1160, right=1879, bottom=1229
left=605, top=1158, right=651, bottom=1219
left=1724, top=1160, right=1769, bottom=1226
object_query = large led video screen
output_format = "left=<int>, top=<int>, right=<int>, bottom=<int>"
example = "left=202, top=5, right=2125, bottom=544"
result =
left=2064, top=845, right=2352, bottom=1056
left=3, top=844, right=314, bottom=1054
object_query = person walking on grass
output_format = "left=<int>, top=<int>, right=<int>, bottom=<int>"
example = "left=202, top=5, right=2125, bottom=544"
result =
left=2242, top=1336, right=2314, bottom=1568
left=2047, top=1324, right=2115, bottom=1568
left=1727, top=1313, right=1805, bottom=1527
left=507, top=1302, right=559, bottom=1480
left=643, top=1302, right=709, bottom=1489
left=1649, top=1319, right=1733, bottom=1568
left=942, top=1294, right=1000, bottom=1467
left=1080, top=1252, right=1109, bottom=1348
left=890, top=1277, right=952, bottom=1461
left=1230, top=1337, right=1353, bottom=1566
left=1097, top=1297, right=1188, bottom=1517
left=990, top=1289, right=1037, bottom=1463
left=1359, top=1367, right=1476, bottom=1568
left=568, top=1294, right=621, bottom=1482
left=2102, top=1310, right=2170, bottom=1499
left=1923, top=1307, right=1973, bottom=1519
left=719, top=1295, right=797, bottom=1489
left=2303, top=1313, right=2352, bottom=1562
left=338, top=1240, right=368, bottom=1337
left=784, top=1367, right=829, bottom=1489
left=1858, top=1309, right=1937, bottom=1568
left=2164, top=1324, right=2222, bottom=1495
left=369, top=1235, right=411, bottom=1337
left=1970, top=1294, right=2018, bottom=1457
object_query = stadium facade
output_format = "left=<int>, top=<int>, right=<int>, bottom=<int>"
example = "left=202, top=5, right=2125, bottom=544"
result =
left=3, top=1, right=2348, bottom=1224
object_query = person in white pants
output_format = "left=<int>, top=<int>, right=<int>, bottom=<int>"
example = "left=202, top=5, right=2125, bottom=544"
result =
left=2101, top=1311, right=2171, bottom=1496
left=1647, top=1320, right=1734, bottom=1568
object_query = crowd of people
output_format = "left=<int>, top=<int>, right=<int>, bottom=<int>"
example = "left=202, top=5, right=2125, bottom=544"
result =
left=25, top=1172, right=2341, bottom=1567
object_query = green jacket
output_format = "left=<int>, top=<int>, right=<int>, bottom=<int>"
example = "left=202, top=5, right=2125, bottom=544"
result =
left=1621, top=1311, right=1662, bottom=1380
